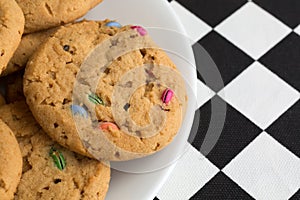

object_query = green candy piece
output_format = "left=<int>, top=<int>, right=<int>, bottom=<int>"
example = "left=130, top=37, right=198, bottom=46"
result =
left=49, top=147, right=66, bottom=171
left=88, top=93, right=105, bottom=105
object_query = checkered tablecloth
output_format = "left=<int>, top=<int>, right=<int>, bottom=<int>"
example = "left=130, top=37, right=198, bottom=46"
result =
left=156, top=0, right=300, bottom=199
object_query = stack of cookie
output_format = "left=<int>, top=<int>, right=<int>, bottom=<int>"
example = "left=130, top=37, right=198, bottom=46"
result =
left=0, top=0, right=187, bottom=199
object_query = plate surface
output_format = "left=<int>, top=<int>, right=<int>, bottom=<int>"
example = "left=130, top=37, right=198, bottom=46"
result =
left=0, top=1, right=196, bottom=200
left=87, top=0, right=197, bottom=199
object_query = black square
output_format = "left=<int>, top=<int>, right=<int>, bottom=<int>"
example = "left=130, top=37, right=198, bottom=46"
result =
left=259, top=33, right=300, bottom=91
left=190, top=96, right=262, bottom=169
left=266, top=100, right=300, bottom=158
left=153, top=197, right=159, bottom=200
left=195, top=31, right=254, bottom=92
left=176, top=0, right=247, bottom=27
left=254, top=0, right=300, bottom=28
left=190, top=172, right=254, bottom=199
left=290, top=189, right=300, bottom=200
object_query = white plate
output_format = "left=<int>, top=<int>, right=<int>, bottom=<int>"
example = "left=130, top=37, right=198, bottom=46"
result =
left=84, top=0, right=197, bottom=199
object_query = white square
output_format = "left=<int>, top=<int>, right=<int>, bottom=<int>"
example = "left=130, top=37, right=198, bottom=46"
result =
left=223, top=132, right=300, bottom=200
left=215, top=2, right=291, bottom=60
left=294, top=24, right=300, bottom=36
left=219, top=62, right=300, bottom=129
left=196, top=79, right=215, bottom=110
left=157, top=143, right=219, bottom=200
left=170, top=1, right=212, bottom=43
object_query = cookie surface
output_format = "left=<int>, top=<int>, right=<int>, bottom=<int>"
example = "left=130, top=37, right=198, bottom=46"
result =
left=0, top=119, right=22, bottom=200
left=0, top=0, right=24, bottom=74
left=0, top=101, right=110, bottom=200
left=16, top=0, right=103, bottom=33
left=2, top=28, right=56, bottom=76
left=24, top=20, right=187, bottom=161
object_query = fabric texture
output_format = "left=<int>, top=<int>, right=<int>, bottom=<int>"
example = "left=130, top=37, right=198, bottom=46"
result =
left=156, top=0, right=300, bottom=199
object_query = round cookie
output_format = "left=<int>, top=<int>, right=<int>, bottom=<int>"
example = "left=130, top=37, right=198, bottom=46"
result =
left=16, top=0, right=103, bottom=33
left=2, top=28, right=56, bottom=76
left=0, top=101, right=110, bottom=200
left=24, top=20, right=187, bottom=161
left=0, top=0, right=24, bottom=75
left=0, top=119, right=22, bottom=200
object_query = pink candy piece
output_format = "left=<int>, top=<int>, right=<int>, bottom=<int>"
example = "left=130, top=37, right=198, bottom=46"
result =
left=131, top=26, right=147, bottom=36
left=162, top=89, right=174, bottom=105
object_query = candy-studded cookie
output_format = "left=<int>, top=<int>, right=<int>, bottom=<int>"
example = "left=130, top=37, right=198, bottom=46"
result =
left=0, top=101, right=110, bottom=200
left=24, top=20, right=187, bottom=161
left=0, top=0, right=24, bottom=75
left=0, top=119, right=22, bottom=200
left=2, top=28, right=56, bottom=76
left=16, top=0, right=103, bottom=33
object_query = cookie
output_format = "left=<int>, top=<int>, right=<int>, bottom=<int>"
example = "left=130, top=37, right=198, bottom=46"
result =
left=24, top=20, right=187, bottom=161
left=16, top=0, right=103, bottom=33
left=0, top=101, right=110, bottom=200
left=2, top=28, right=56, bottom=76
left=0, top=119, right=22, bottom=200
left=0, top=0, right=24, bottom=75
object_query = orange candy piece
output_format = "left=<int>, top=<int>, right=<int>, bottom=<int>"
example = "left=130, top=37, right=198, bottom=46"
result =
left=99, top=122, right=119, bottom=131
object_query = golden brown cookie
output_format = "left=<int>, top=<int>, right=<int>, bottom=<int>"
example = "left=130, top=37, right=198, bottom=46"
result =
left=0, top=101, right=110, bottom=200
left=0, top=119, right=22, bottom=200
left=24, top=20, right=187, bottom=161
left=16, top=0, right=103, bottom=33
left=0, top=0, right=24, bottom=75
left=2, top=28, right=56, bottom=76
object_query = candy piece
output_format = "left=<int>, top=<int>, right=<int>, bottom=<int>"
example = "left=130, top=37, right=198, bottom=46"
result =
left=70, top=105, right=88, bottom=118
left=99, top=122, right=119, bottom=131
left=123, top=103, right=130, bottom=111
left=131, top=26, right=147, bottom=36
left=63, top=45, right=70, bottom=51
left=88, top=93, right=104, bottom=105
left=49, top=147, right=66, bottom=171
left=105, top=21, right=122, bottom=28
left=162, top=88, right=174, bottom=104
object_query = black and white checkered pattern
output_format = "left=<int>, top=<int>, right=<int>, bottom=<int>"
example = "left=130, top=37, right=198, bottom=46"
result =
left=156, top=0, right=300, bottom=199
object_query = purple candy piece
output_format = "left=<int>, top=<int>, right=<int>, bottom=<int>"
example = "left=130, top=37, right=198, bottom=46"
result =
left=131, top=26, right=147, bottom=36
left=162, top=89, right=174, bottom=104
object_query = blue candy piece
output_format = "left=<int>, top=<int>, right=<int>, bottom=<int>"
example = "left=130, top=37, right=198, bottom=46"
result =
left=70, top=105, right=88, bottom=118
left=105, top=21, right=122, bottom=28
